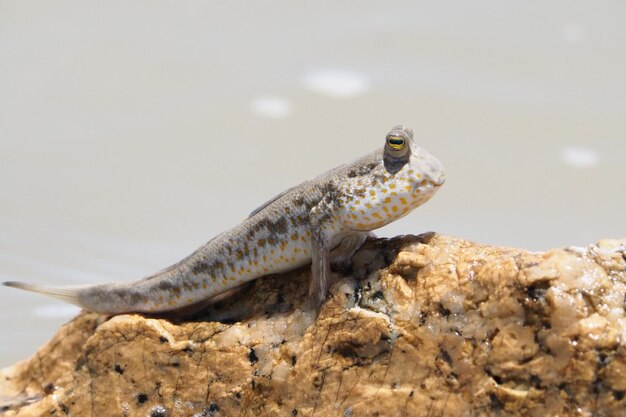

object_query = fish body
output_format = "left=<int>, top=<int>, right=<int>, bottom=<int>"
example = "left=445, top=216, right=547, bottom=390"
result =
left=3, top=125, right=445, bottom=314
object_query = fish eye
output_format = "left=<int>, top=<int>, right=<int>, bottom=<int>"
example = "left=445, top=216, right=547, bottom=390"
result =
left=386, top=135, right=406, bottom=150
left=384, top=127, right=411, bottom=157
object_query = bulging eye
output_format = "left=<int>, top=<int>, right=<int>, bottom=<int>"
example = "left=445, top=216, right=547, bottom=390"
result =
left=384, top=127, right=411, bottom=157
left=386, top=135, right=406, bottom=150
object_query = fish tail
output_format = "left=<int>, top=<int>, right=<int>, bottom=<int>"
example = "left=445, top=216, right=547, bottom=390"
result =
left=2, top=281, right=83, bottom=307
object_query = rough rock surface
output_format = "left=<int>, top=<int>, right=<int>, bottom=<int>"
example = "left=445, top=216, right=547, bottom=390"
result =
left=2, top=234, right=626, bottom=417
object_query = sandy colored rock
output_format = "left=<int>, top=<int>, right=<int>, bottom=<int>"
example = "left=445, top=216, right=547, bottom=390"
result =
left=1, top=234, right=626, bottom=417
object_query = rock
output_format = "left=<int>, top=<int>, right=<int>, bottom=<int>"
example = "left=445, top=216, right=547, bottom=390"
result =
left=1, top=234, right=626, bottom=417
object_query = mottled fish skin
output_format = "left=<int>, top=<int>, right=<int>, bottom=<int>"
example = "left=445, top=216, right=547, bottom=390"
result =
left=3, top=125, right=445, bottom=314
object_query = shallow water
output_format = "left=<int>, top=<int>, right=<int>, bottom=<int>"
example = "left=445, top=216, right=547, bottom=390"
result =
left=1, top=1, right=625, bottom=367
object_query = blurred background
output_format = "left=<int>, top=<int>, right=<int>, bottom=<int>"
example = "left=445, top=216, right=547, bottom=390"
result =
left=1, top=1, right=625, bottom=366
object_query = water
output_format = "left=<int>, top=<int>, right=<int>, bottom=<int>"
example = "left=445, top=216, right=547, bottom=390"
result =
left=1, top=0, right=625, bottom=367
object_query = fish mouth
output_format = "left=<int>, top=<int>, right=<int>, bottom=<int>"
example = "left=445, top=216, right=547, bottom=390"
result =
left=411, top=174, right=445, bottom=194
left=413, top=181, right=430, bottom=194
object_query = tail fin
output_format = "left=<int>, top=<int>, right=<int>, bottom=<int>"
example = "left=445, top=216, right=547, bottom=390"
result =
left=3, top=281, right=83, bottom=307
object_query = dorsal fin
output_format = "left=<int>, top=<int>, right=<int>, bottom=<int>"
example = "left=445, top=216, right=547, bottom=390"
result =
left=247, top=185, right=299, bottom=218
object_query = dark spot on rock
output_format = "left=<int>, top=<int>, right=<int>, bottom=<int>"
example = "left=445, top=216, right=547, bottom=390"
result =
left=159, top=336, right=168, bottom=344
left=311, top=372, right=326, bottom=389
left=353, top=282, right=361, bottom=303
left=438, top=347, right=452, bottom=366
left=114, top=364, right=124, bottom=374
left=615, top=391, right=625, bottom=400
left=249, top=348, right=258, bottom=364
left=183, top=345, right=194, bottom=355
left=291, top=409, right=298, bottom=416
left=74, top=356, right=86, bottom=371
left=291, top=355, right=297, bottom=366
left=371, top=290, right=384, bottom=301
left=519, top=355, right=533, bottom=365
left=409, top=390, right=414, bottom=398
left=208, top=402, right=219, bottom=415
left=558, top=382, right=573, bottom=397
left=235, top=392, right=241, bottom=399
left=530, top=374, right=542, bottom=388
left=485, top=368, right=502, bottom=384
left=43, top=383, right=55, bottom=394
left=526, top=281, right=550, bottom=301
left=438, top=304, right=451, bottom=317
left=59, top=403, right=70, bottom=414
left=137, top=393, right=149, bottom=404
left=592, top=377, right=603, bottom=395
left=336, top=341, right=364, bottom=359
left=488, top=393, right=503, bottom=411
